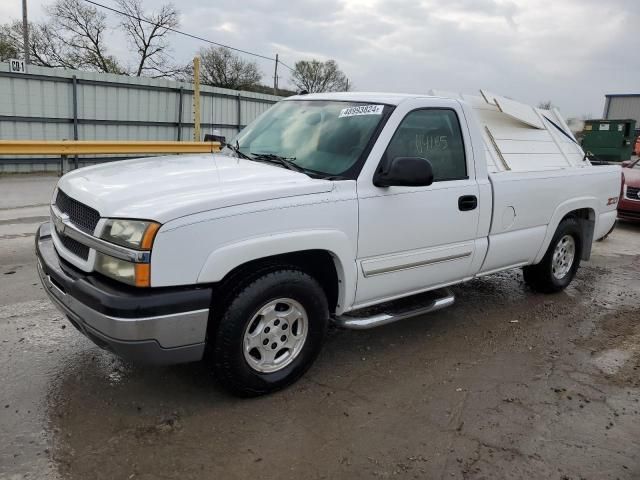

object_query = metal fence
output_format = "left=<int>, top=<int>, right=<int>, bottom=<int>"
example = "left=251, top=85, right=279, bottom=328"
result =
left=0, top=63, right=282, bottom=173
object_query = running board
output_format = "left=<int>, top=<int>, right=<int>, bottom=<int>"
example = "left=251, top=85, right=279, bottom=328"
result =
left=334, top=288, right=455, bottom=330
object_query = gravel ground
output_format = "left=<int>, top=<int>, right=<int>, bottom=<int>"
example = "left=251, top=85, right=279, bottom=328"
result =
left=0, top=174, right=639, bottom=480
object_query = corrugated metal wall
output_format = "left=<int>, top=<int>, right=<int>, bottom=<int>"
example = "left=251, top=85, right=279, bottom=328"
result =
left=0, top=63, right=281, bottom=172
left=603, top=95, right=640, bottom=126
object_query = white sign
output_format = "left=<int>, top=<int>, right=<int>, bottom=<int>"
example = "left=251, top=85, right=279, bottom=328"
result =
left=339, top=105, right=384, bottom=118
left=9, top=58, right=26, bottom=73
left=599, top=123, right=610, bottom=131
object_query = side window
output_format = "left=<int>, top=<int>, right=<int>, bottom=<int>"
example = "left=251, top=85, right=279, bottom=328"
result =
left=384, top=109, right=467, bottom=181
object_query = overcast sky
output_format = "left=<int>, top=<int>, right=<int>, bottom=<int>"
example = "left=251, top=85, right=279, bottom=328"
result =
left=2, top=0, right=638, bottom=117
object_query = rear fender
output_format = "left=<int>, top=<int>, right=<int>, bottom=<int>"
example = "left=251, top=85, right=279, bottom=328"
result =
left=533, top=198, right=598, bottom=264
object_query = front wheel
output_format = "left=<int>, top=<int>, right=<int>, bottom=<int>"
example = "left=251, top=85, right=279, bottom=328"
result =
left=211, top=269, right=329, bottom=397
left=523, top=217, right=583, bottom=293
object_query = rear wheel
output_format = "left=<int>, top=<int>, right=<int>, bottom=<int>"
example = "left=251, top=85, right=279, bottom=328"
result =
left=523, top=217, right=582, bottom=293
left=211, top=269, right=329, bottom=397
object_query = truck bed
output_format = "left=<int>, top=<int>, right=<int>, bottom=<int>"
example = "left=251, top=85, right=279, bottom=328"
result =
left=426, top=89, right=621, bottom=274
left=481, top=165, right=620, bottom=274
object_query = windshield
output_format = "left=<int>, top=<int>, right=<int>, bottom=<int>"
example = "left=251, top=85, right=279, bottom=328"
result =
left=229, top=100, right=392, bottom=177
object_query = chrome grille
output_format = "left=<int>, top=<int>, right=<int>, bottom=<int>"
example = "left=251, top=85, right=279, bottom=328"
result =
left=626, top=186, right=640, bottom=200
left=59, top=234, right=90, bottom=260
left=55, top=189, right=101, bottom=234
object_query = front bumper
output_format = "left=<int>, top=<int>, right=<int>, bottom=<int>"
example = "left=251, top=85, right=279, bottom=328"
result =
left=36, top=223, right=211, bottom=365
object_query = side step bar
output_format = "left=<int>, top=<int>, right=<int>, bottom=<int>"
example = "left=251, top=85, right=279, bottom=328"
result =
left=334, top=288, right=455, bottom=330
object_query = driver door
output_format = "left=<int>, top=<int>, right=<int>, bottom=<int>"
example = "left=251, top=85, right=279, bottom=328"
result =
left=355, top=98, right=480, bottom=306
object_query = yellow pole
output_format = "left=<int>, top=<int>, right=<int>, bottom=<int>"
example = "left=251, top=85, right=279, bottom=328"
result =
left=193, top=56, right=201, bottom=142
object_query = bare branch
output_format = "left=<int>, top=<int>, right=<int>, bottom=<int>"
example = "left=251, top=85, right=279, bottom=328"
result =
left=2, top=0, right=180, bottom=79
left=0, top=24, right=19, bottom=61
left=46, top=0, right=123, bottom=73
left=2, top=20, right=83, bottom=68
left=115, top=0, right=179, bottom=77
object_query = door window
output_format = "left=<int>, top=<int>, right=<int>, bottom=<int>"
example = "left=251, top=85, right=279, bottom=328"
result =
left=384, top=109, right=467, bottom=181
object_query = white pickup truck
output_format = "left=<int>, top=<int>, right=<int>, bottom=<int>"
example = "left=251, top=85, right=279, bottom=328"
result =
left=36, top=90, right=620, bottom=396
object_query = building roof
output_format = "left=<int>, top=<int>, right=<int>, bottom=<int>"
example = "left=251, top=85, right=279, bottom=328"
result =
left=605, top=94, right=640, bottom=98
left=585, top=118, right=636, bottom=123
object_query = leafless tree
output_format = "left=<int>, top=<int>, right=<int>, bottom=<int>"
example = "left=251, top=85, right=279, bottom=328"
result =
left=537, top=100, right=554, bottom=110
left=0, top=25, right=19, bottom=61
left=291, top=59, right=350, bottom=93
left=46, top=0, right=123, bottom=73
left=2, top=0, right=180, bottom=76
left=115, top=0, right=180, bottom=77
left=2, top=20, right=83, bottom=68
left=195, top=46, right=262, bottom=90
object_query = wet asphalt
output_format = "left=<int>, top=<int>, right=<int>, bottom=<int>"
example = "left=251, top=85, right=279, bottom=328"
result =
left=0, top=174, right=639, bottom=480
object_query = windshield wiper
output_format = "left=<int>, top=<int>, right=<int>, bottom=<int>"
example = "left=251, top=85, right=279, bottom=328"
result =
left=223, top=141, right=252, bottom=160
left=250, top=152, right=308, bottom=174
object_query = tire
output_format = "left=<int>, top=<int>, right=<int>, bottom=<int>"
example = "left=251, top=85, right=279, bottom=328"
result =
left=523, top=217, right=583, bottom=293
left=211, top=269, right=329, bottom=397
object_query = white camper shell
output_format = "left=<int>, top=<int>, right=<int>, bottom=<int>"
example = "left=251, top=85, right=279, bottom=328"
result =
left=430, top=89, right=586, bottom=172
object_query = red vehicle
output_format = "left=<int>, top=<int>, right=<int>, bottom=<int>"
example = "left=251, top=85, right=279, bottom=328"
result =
left=619, top=157, right=640, bottom=221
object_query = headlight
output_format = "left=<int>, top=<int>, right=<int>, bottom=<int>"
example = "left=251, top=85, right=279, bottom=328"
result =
left=101, top=219, right=161, bottom=250
left=97, top=219, right=160, bottom=287
left=95, top=252, right=150, bottom=287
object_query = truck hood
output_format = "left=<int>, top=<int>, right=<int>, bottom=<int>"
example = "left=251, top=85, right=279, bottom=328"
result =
left=56, top=154, right=333, bottom=222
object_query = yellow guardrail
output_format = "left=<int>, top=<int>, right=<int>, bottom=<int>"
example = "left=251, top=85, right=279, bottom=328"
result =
left=0, top=140, right=222, bottom=155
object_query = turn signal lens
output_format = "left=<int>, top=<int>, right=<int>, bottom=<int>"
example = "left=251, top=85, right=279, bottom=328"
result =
left=140, top=223, right=161, bottom=250
left=134, top=263, right=151, bottom=288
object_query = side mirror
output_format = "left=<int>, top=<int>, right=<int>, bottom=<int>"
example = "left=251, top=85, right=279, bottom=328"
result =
left=621, top=160, right=631, bottom=168
left=374, top=157, right=434, bottom=188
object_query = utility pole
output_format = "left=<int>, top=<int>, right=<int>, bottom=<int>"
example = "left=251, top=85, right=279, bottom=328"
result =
left=22, top=0, right=30, bottom=64
left=192, top=56, right=201, bottom=141
left=273, top=54, right=279, bottom=96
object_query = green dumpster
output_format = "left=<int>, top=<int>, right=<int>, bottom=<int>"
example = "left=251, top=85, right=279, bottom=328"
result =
left=581, top=119, right=636, bottom=162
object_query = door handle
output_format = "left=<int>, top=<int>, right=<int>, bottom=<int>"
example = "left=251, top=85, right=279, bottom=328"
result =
left=458, top=195, right=478, bottom=211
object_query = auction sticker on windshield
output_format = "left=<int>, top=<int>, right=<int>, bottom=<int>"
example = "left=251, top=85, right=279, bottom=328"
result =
left=339, top=105, right=384, bottom=118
